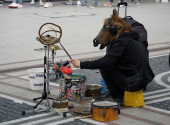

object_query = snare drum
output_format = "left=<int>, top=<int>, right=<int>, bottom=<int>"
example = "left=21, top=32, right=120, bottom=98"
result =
left=91, top=101, right=119, bottom=121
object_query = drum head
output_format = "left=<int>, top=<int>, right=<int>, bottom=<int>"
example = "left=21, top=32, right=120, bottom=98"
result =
left=93, top=101, right=118, bottom=107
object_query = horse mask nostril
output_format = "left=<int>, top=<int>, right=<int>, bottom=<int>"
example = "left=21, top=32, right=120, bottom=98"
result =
left=93, top=38, right=99, bottom=47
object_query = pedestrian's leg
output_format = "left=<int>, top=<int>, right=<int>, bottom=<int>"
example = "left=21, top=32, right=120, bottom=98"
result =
left=18, top=0, right=22, bottom=4
left=66, top=0, right=72, bottom=5
left=94, top=0, right=98, bottom=5
left=84, top=0, right=87, bottom=5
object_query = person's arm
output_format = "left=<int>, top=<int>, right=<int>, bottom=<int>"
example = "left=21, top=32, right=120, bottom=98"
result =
left=72, top=41, right=126, bottom=69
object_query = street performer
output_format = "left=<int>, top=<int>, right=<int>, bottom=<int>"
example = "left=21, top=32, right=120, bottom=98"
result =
left=71, top=9, right=155, bottom=103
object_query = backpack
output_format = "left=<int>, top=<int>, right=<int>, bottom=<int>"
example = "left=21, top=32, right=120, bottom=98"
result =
left=124, top=16, right=148, bottom=48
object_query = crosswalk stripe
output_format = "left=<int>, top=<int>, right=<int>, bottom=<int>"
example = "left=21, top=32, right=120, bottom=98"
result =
left=21, top=113, right=71, bottom=125
left=145, top=96, right=170, bottom=104
left=145, top=92, right=170, bottom=100
left=0, top=112, right=55, bottom=125
left=143, top=88, right=170, bottom=96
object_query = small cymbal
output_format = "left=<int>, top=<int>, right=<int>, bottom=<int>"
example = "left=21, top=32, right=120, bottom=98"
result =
left=34, top=45, right=62, bottom=52
left=50, top=45, right=62, bottom=50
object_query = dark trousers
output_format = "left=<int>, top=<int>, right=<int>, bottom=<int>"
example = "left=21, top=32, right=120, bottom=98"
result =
left=100, top=67, right=125, bottom=98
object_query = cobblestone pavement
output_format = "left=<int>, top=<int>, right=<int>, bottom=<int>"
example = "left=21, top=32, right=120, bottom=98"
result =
left=1, top=55, right=170, bottom=125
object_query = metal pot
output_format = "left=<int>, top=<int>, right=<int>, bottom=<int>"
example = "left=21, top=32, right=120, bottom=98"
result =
left=86, top=84, right=103, bottom=96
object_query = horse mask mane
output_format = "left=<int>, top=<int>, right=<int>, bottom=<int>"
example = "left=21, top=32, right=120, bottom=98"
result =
left=93, top=9, right=131, bottom=49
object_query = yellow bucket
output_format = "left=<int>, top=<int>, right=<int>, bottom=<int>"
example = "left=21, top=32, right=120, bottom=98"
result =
left=123, top=90, right=145, bottom=107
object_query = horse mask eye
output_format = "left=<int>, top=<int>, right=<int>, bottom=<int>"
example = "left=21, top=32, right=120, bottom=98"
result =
left=104, top=26, right=109, bottom=30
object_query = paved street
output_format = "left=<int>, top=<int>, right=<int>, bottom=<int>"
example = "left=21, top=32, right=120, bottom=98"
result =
left=0, top=0, right=170, bottom=125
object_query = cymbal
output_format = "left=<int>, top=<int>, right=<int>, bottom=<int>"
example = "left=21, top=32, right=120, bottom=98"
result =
left=36, top=37, right=61, bottom=44
left=50, top=45, right=62, bottom=50
left=34, top=45, right=62, bottom=52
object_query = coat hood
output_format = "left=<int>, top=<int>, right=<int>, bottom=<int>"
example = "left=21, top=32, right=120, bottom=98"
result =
left=117, top=30, right=141, bottom=41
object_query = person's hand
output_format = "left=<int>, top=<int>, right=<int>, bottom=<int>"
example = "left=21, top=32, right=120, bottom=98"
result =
left=71, top=59, right=80, bottom=68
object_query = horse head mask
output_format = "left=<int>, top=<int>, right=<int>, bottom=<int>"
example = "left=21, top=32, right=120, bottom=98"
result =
left=93, top=9, right=131, bottom=49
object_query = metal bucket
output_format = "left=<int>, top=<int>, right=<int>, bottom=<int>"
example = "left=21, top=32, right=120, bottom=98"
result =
left=59, top=74, right=86, bottom=100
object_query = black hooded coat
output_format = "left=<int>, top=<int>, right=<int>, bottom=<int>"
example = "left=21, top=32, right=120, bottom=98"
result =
left=80, top=30, right=155, bottom=94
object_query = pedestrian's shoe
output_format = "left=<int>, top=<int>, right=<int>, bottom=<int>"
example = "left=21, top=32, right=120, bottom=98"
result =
left=8, top=3, right=18, bottom=8
left=43, top=2, right=49, bottom=8
left=49, top=2, right=53, bottom=6
left=66, top=1, right=72, bottom=5
left=17, top=3, right=23, bottom=8
left=39, top=0, right=44, bottom=5
left=104, top=2, right=112, bottom=7
left=79, top=3, right=87, bottom=7
left=0, top=1, right=3, bottom=7
left=90, top=4, right=97, bottom=9
left=136, top=0, right=140, bottom=4
left=30, top=0, right=34, bottom=5
left=77, top=1, right=81, bottom=6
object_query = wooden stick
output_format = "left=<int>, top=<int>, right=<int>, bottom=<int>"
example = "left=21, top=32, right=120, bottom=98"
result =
left=74, top=115, right=92, bottom=120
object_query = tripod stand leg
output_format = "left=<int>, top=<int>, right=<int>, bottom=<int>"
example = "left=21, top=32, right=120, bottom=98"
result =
left=33, top=97, right=42, bottom=101
left=49, top=97, right=55, bottom=100
left=34, top=98, right=43, bottom=109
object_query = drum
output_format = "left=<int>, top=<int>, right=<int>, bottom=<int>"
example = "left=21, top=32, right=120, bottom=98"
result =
left=59, top=74, right=86, bottom=100
left=91, top=101, right=119, bottom=121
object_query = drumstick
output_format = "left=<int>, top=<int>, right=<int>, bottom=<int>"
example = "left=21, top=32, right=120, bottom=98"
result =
left=74, top=115, right=92, bottom=120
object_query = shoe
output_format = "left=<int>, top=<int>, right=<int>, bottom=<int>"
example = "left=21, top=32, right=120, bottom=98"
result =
left=77, top=1, right=81, bottom=6
left=30, top=0, right=34, bottom=5
left=43, top=2, right=49, bottom=8
left=8, top=3, right=18, bottom=8
left=49, top=2, right=52, bottom=6
left=17, top=3, right=23, bottom=8
left=39, top=0, right=44, bottom=5
left=128, top=0, right=133, bottom=3
left=90, top=4, right=97, bottom=9
left=0, top=1, right=3, bottom=7
left=66, top=1, right=72, bottom=5
left=136, top=1, right=140, bottom=4
left=104, top=2, right=112, bottom=7
left=79, top=3, right=87, bottom=7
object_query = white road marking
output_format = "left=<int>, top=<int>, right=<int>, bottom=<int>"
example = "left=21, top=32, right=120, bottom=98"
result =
left=81, top=119, right=108, bottom=125
left=0, top=93, right=35, bottom=106
left=21, top=113, right=72, bottom=125
left=143, top=88, right=170, bottom=96
left=144, top=92, right=170, bottom=100
left=154, top=71, right=170, bottom=89
left=145, top=96, right=170, bottom=104
left=0, top=112, right=55, bottom=125
left=144, top=105, right=170, bottom=114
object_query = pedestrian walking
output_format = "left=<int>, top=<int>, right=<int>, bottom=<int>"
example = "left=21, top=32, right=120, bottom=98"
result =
left=43, top=0, right=53, bottom=8
left=30, top=0, right=44, bottom=6
left=0, top=1, right=3, bottom=6
left=128, top=0, right=140, bottom=4
left=8, top=0, right=23, bottom=8
left=104, top=0, right=124, bottom=7
left=79, top=0, right=98, bottom=9
left=66, top=0, right=81, bottom=6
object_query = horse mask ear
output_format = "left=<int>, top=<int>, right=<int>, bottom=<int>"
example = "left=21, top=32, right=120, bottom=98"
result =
left=112, top=9, right=119, bottom=21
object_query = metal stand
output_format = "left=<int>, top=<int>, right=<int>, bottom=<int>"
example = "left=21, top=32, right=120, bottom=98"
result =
left=33, top=46, right=55, bottom=110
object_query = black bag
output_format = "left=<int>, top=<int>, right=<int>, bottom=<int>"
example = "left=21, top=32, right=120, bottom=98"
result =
left=124, top=42, right=144, bottom=92
left=124, top=16, right=148, bottom=48
left=117, top=2, right=148, bottom=48
left=124, top=73, right=142, bottom=92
